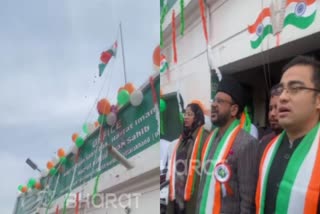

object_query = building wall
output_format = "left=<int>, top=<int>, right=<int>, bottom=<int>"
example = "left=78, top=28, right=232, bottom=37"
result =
left=160, top=0, right=320, bottom=111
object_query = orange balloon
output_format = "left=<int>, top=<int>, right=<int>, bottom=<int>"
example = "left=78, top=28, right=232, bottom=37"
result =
left=124, top=83, right=135, bottom=94
left=153, top=45, right=160, bottom=67
left=72, top=133, right=79, bottom=142
left=94, top=121, right=100, bottom=127
left=57, top=148, right=65, bottom=158
left=97, top=99, right=111, bottom=115
left=35, top=182, right=42, bottom=190
left=21, top=186, right=28, bottom=193
left=47, top=161, right=54, bottom=170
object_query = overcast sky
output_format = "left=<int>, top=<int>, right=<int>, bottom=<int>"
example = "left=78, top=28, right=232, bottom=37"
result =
left=0, top=0, right=159, bottom=213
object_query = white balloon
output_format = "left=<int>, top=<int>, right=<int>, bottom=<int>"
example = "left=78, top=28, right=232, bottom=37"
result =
left=52, top=156, right=59, bottom=165
left=107, top=112, right=117, bottom=126
left=130, top=90, right=144, bottom=106
left=87, top=123, right=96, bottom=134
left=70, top=144, right=78, bottom=155
left=40, top=169, right=48, bottom=177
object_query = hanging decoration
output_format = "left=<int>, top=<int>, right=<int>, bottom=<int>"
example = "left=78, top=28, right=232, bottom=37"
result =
left=18, top=185, right=23, bottom=192
left=92, top=172, right=101, bottom=206
left=55, top=205, right=59, bottom=214
left=82, top=124, right=89, bottom=134
left=69, top=144, right=78, bottom=155
left=50, top=167, right=58, bottom=176
left=60, top=157, right=67, bottom=165
left=72, top=133, right=79, bottom=143
left=35, top=182, right=42, bottom=190
left=57, top=148, right=65, bottom=158
left=75, top=137, right=85, bottom=148
left=130, top=90, right=144, bottom=106
left=124, top=83, right=135, bottom=94
left=149, top=76, right=160, bottom=133
left=98, top=115, right=106, bottom=125
left=97, top=99, right=111, bottom=115
left=172, top=10, right=178, bottom=63
left=199, top=0, right=209, bottom=44
left=47, top=161, right=54, bottom=170
left=27, top=178, right=36, bottom=188
left=160, top=54, right=169, bottom=74
left=87, top=123, right=96, bottom=134
left=248, top=8, right=273, bottom=49
left=63, top=192, right=70, bottom=214
left=21, top=186, right=28, bottom=193
left=52, top=156, right=59, bottom=165
left=107, top=112, right=117, bottom=126
left=75, top=192, right=79, bottom=214
left=160, top=4, right=168, bottom=47
left=117, top=89, right=130, bottom=105
left=111, top=105, right=118, bottom=113
left=180, top=0, right=185, bottom=35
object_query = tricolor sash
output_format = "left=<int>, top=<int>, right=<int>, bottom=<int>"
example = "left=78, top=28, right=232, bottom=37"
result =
left=169, top=126, right=205, bottom=201
left=256, top=123, right=320, bottom=214
left=199, top=119, right=241, bottom=214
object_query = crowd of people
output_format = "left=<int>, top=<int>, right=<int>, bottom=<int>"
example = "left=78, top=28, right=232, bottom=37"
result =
left=163, top=55, right=320, bottom=214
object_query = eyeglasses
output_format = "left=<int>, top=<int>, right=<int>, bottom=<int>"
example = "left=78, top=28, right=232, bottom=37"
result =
left=274, top=85, right=320, bottom=96
left=211, top=97, right=234, bottom=105
left=184, top=112, right=195, bottom=117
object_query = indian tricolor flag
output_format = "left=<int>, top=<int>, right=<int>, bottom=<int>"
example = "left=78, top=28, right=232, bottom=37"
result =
left=284, top=0, right=317, bottom=29
left=248, top=8, right=273, bottom=49
left=160, top=54, right=169, bottom=73
left=99, top=41, right=118, bottom=77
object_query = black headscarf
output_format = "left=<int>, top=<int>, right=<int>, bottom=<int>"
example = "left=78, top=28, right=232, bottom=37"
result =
left=182, top=103, right=205, bottom=139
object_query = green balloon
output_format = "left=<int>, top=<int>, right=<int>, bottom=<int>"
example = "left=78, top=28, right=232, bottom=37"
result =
left=75, top=137, right=85, bottom=148
left=60, top=157, right=67, bottom=165
left=82, top=124, right=88, bottom=134
left=160, top=99, right=167, bottom=112
left=98, top=115, right=106, bottom=125
left=27, top=178, right=36, bottom=188
left=18, top=185, right=23, bottom=191
left=117, top=89, right=130, bottom=105
left=49, top=168, right=58, bottom=176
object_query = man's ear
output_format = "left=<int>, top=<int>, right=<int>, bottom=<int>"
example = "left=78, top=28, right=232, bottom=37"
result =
left=230, top=104, right=239, bottom=117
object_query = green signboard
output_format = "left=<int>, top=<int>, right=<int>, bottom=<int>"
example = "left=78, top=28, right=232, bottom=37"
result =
left=14, top=76, right=160, bottom=214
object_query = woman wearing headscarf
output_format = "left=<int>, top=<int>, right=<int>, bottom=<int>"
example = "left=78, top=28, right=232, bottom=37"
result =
left=167, top=102, right=209, bottom=214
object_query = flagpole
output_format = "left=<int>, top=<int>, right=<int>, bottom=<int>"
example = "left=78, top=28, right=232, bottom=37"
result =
left=119, top=22, right=128, bottom=84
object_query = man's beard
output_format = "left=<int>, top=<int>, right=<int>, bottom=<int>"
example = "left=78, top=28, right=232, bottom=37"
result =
left=212, top=110, right=230, bottom=127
